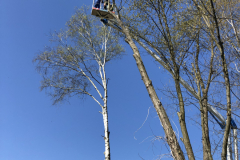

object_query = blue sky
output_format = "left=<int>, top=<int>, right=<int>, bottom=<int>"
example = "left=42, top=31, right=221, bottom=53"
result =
left=0, top=0, right=211, bottom=160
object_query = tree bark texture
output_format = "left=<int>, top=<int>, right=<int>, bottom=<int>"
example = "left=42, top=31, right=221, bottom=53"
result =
left=233, top=129, right=238, bottom=160
left=201, top=96, right=213, bottom=160
left=129, top=39, right=184, bottom=160
left=102, top=101, right=110, bottom=160
left=175, top=79, right=195, bottom=160
left=102, top=78, right=110, bottom=160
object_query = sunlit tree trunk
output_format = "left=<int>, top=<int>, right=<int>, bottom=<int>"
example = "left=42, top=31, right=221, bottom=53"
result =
left=110, top=6, right=185, bottom=158
left=101, top=28, right=111, bottom=159
left=101, top=63, right=110, bottom=160
left=102, top=86, right=110, bottom=160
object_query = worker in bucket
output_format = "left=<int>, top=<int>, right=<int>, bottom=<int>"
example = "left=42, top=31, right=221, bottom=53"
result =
left=104, top=1, right=113, bottom=11
left=94, top=0, right=104, bottom=9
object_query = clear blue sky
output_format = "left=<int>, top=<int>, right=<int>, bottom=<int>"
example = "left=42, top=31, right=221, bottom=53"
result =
left=0, top=1, right=209, bottom=160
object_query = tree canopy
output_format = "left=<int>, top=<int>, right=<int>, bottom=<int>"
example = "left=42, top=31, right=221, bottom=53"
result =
left=34, top=1, right=240, bottom=159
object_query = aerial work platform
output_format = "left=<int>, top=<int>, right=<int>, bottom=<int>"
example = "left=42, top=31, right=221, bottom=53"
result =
left=91, top=8, right=115, bottom=19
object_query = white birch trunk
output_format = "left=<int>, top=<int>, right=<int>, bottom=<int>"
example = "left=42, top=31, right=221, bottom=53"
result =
left=233, top=129, right=238, bottom=160
left=102, top=95, right=110, bottom=160
left=100, top=62, right=110, bottom=160
left=101, top=27, right=110, bottom=160
left=227, top=131, right=233, bottom=160
left=102, top=72, right=110, bottom=160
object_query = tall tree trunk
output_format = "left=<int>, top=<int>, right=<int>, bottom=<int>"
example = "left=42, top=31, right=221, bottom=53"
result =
left=114, top=17, right=185, bottom=159
left=233, top=129, right=238, bottom=160
left=202, top=94, right=212, bottom=160
left=158, top=1, right=195, bottom=158
left=175, top=77, right=195, bottom=160
left=193, top=31, right=213, bottom=160
left=191, top=0, right=232, bottom=158
left=101, top=45, right=110, bottom=160
left=102, top=80, right=110, bottom=160
left=207, top=0, right=232, bottom=159
left=219, top=44, right=231, bottom=160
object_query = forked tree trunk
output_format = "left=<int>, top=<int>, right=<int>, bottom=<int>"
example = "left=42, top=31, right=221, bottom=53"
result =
left=208, top=1, right=232, bottom=159
left=159, top=1, right=195, bottom=157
